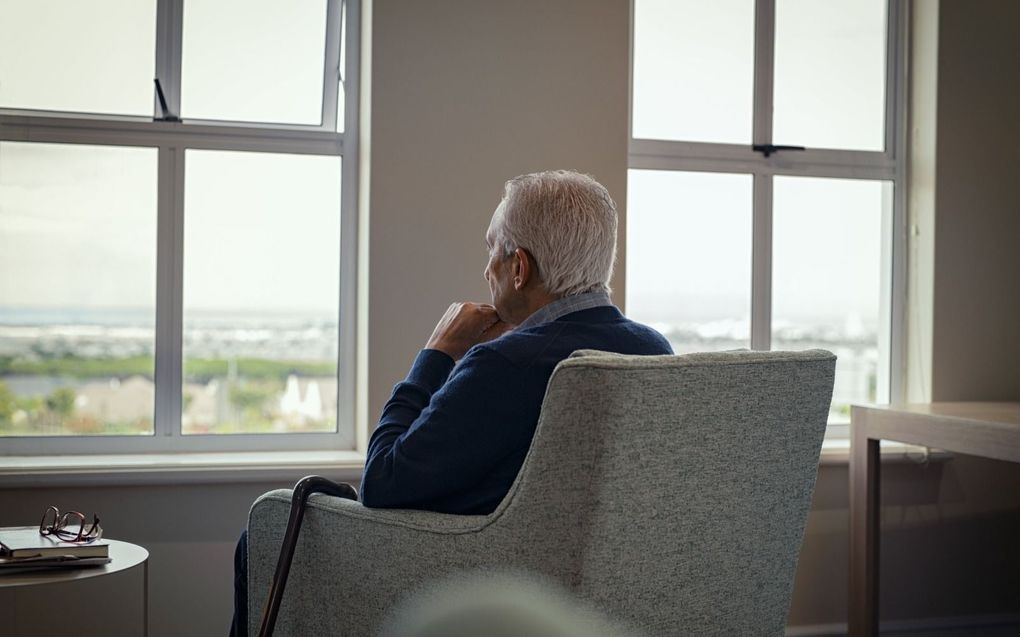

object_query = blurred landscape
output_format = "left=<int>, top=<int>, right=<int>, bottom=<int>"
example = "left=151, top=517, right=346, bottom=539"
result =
left=636, top=312, right=878, bottom=424
left=0, top=307, right=338, bottom=436
left=0, top=305, right=874, bottom=437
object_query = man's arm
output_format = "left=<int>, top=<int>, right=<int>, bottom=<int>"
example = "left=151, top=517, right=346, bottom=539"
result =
left=423, top=302, right=512, bottom=360
left=361, top=302, right=516, bottom=509
left=361, top=344, right=529, bottom=509
left=364, top=347, right=454, bottom=483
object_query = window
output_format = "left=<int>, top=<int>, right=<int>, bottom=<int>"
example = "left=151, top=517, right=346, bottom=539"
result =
left=0, top=0, right=360, bottom=453
left=628, top=0, right=905, bottom=427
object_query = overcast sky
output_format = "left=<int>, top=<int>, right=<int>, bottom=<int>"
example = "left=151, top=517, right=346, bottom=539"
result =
left=1, top=0, right=887, bottom=328
left=0, top=0, right=340, bottom=316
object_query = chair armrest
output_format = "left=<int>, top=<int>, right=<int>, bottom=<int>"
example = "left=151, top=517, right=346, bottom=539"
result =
left=262, top=489, right=496, bottom=534
left=246, top=490, right=504, bottom=637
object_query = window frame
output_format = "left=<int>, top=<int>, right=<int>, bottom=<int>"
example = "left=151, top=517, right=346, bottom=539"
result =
left=627, top=0, right=909, bottom=432
left=0, top=0, right=360, bottom=455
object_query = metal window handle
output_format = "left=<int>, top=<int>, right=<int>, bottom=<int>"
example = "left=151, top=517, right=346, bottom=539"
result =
left=752, top=144, right=806, bottom=158
left=153, top=79, right=180, bottom=122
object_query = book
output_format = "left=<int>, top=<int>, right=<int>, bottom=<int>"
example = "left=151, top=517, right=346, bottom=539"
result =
left=0, top=554, right=112, bottom=574
left=0, top=526, right=109, bottom=559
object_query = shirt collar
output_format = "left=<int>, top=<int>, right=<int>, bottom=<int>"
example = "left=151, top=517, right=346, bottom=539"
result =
left=515, top=291, right=614, bottom=330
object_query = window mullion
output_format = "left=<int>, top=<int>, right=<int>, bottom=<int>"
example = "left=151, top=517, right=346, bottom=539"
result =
left=155, top=0, right=184, bottom=119
left=750, top=0, right=776, bottom=352
left=154, top=146, right=185, bottom=439
left=0, top=114, right=343, bottom=155
left=321, top=0, right=344, bottom=131
left=750, top=174, right=773, bottom=351
left=883, top=0, right=904, bottom=160
left=887, top=0, right=909, bottom=405
left=752, top=0, right=776, bottom=148
left=338, top=0, right=361, bottom=449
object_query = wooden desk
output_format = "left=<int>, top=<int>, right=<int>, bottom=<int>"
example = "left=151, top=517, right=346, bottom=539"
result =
left=848, top=402, right=1020, bottom=636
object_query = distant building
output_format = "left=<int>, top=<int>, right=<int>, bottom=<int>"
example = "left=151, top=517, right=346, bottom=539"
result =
left=76, top=376, right=154, bottom=423
left=280, top=374, right=330, bottom=423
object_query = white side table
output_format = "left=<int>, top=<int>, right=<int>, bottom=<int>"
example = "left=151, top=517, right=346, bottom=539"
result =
left=0, top=539, right=149, bottom=636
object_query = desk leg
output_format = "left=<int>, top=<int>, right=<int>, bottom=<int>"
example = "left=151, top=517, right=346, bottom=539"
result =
left=850, top=426, right=880, bottom=636
left=143, top=560, right=149, bottom=637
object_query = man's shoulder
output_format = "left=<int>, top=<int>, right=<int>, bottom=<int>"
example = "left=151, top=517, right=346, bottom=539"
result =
left=471, top=310, right=672, bottom=368
left=617, top=316, right=675, bottom=352
left=466, top=327, right=558, bottom=368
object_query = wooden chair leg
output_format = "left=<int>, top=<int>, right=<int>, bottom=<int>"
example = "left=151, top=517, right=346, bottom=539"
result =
left=257, top=475, right=358, bottom=637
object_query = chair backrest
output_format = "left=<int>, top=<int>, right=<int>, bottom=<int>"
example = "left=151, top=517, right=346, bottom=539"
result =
left=495, top=349, right=835, bottom=636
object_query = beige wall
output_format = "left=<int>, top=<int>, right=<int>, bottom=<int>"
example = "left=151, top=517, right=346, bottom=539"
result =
left=3, top=1, right=1020, bottom=635
left=904, top=0, right=938, bottom=404
left=365, top=0, right=630, bottom=421
left=928, top=0, right=1020, bottom=401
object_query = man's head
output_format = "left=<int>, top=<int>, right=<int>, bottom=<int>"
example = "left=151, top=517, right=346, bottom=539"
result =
left=484, top=170, right=618, bottom=323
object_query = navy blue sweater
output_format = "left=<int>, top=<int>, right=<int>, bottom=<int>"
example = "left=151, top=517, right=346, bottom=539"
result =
left=361, top=306, right=673, bottom=514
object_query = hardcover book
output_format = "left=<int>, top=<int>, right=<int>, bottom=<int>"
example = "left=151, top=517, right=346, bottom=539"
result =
left=0, top=526, right=109, bottom=559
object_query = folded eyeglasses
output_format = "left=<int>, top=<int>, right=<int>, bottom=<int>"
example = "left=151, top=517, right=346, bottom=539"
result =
left=39, top=506, right=103, bottom=543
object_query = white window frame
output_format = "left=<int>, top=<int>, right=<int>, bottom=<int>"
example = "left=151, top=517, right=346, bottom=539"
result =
left=628, top=0, right=909, bottom=432
left=0, top=0, right=361, bottom=455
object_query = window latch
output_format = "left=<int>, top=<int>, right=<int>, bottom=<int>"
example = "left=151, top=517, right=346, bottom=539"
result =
left=153, top=79, right=180, bottom=122
left=752, top=144, right=806, bottom=158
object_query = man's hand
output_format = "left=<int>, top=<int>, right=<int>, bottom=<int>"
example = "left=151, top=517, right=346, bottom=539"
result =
left=425, top=302, right=514, bottom=361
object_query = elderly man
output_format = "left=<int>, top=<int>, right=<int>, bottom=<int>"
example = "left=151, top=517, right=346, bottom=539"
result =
left=360, top=170, right=672, bottom=515
left=230, top=171, right=670, bottom=635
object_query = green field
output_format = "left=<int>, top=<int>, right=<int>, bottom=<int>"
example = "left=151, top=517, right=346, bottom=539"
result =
left=0, top=354, right=334, bottom=382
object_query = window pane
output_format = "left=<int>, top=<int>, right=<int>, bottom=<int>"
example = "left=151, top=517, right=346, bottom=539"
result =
left=632, top=0, right=755, bottom=144
left=0, top=0, right=156, bottom=115
left=774, top=0, right=887, bottom=151
left=181, top=0, right=328, bottom=124
left=627, top=169, right=752, bottom=353
left=0, top=142, right=158, bottom=436
left=772, top=177, right=888, bottom=423
left=182, top=150, right=341, bottom=434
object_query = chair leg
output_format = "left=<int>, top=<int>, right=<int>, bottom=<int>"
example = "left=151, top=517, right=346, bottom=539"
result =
left=257, top=475, right=359, bottom=637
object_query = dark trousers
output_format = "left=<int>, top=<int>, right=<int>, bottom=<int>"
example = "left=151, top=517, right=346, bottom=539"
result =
left=230, top=529, right=249, bottom=637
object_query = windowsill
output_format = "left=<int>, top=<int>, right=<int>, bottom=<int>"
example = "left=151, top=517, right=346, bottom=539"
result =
left=1, top=438, right=949, bottom=490
left=0, top=450, right=366, bottom=488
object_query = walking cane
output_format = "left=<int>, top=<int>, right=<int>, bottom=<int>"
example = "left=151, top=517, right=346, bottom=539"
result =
left=257, top=475, right=359, bottom=637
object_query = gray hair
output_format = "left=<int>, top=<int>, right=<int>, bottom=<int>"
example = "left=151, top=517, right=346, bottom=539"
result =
left=491, top=170, right=617, bottom=297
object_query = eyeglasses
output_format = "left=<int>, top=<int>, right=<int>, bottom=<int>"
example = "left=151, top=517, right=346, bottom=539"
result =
left=39, top=506, right=103, bottom=543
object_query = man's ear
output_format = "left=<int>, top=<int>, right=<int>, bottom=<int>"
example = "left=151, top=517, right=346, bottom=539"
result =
left=512, top=247, right=532, bottom=290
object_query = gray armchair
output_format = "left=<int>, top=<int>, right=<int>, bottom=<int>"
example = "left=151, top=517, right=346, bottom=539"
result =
left=247, top=349, right=835, bottom=636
